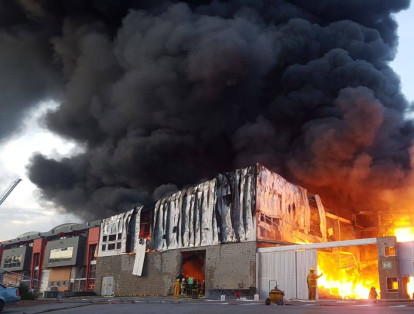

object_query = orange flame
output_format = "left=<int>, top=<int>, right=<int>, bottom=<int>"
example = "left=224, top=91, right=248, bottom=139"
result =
left=407, top=277, right=414, bottom=299
left=317, top=251, right=379, bottom=299
left=394, top=227, right=414, bottom=242
left=182, top=260, right=205, bottom=281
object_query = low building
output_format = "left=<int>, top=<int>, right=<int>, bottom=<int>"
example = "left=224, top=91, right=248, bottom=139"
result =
left=0, top=221, right=100, bottom=297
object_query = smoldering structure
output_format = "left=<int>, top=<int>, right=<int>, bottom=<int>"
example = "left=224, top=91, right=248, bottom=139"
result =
left=0, top=0, right=407, bottom=219
left=2, top=164, right=414, bottom=299
left=138, top=164, right=333, bottom=252
left=91, top=163, right=351, bottom=297
left=150, top=166, right=256, bottom=250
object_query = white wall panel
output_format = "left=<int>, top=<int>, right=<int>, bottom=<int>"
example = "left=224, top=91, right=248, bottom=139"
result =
left=257, top=249, right=317, bottom=300
left=295, top=250, right=317, bottom=299
left=398, top=242, right=414, bottom=276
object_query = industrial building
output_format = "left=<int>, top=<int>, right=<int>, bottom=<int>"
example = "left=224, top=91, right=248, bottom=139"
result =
left=0, top=222, right=100, bottom=296
left=1, top=164, right=414, bottom=300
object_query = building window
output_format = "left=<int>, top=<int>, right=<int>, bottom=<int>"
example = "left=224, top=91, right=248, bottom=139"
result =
left=4, top=254, right=22, bottom=268
left=101, top=233, right=123, bottom=252
left=49, top=247, right=74, bottom=263
left=72, top=266, right=86, bottom=292
left=387, top=277, right=399, bottom=292
left=89, top=244, right=98, bottom=262
left=385, top=246, right=396, bottom=257
left=72, top=279, right=86, bottom=292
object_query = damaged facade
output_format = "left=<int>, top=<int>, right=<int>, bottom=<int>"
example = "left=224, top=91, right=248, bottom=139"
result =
left=1, top=164, right=411, bottom=299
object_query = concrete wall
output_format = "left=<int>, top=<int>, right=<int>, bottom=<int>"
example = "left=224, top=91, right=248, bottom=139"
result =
left=95, top=250, right=181, bottom=296
left=94, top=242, right=257, bottom=297
left=377, top=237, right=404, bottom=299
left=205, top=242, right=256, bottom=297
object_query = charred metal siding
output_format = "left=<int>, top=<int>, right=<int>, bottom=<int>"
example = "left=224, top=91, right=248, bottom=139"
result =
left=256, top=164, right=327, bottom=243
left=150, top=166, right=256, bottom=250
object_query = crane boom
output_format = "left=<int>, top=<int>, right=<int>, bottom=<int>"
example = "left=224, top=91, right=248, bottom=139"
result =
left=0, top=178, right=22, bottom=206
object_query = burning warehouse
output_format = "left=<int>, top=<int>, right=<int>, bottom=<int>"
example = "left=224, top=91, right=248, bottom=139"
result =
left=91, top=164, right=414, bottom=299
left=95, top=163, right=337, bottom=297
left=2, top=164, right=414, bottom=300
left=0, top=0, right=413, bottom=305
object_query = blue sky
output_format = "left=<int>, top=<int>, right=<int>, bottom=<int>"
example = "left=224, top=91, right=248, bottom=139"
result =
left=0, top=6, right=413, bottom=241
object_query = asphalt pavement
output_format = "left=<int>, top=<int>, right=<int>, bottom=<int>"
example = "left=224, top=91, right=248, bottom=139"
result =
left=3, top=297, right=414, bottom=314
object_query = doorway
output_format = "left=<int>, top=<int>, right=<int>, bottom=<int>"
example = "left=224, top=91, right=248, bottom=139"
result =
left=181, top=250, right=206, bottom=282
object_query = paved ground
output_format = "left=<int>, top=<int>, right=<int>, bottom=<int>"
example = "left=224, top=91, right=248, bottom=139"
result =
left=3, top=297, right=414, bottom=313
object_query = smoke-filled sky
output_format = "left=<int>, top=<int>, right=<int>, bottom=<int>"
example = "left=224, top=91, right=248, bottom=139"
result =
left=1, top=1, right=414, bottom=235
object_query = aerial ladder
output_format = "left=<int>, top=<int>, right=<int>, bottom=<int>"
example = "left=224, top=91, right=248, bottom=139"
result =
left=0, top=178, right=22, bottom=206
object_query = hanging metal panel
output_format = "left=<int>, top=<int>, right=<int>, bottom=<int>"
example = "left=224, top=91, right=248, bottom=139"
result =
left=149, top=165, right=257, bottom=250
left=132, top=239, right=147, bottom=276
left=98, top=208, right=135, bottom=257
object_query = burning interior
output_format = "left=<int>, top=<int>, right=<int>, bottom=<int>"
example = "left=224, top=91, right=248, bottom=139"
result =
left=317, top=245, right=379, bottom=299
left=181, top=250, right=206, bottom=282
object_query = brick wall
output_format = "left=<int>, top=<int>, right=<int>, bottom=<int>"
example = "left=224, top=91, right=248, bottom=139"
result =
left=95, top=250, right=180, bottom=296
left=94, top=241, right=257, bottom=297
left=205, top=242, right=256, bottom=291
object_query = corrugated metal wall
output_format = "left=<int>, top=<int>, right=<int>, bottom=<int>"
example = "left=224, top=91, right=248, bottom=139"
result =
left=150, top=166, right=256, bottom=250
left=257, top=249, right=317, bottom=300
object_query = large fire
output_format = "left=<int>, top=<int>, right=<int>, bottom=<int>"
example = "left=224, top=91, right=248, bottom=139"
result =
left=393, top=227, right=414, bottom=242
left=407, top=277, right=414, bottom=299
left=317, top=251, right=379, bottom=299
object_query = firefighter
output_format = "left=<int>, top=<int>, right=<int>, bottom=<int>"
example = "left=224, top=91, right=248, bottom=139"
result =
left=369, top=287, right=378, bottom=301
left=181, top=278, right=186, bottom=296
left=174, top=279, right=181, bottom=298
left=199, top=279, right=205, bottom=297
left=192, top=279, right=199, bottom=299
left=307, top=267, right=323, bottom=300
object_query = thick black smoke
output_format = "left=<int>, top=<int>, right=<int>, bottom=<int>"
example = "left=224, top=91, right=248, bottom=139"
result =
left=1, top=0, right=411, bottom=219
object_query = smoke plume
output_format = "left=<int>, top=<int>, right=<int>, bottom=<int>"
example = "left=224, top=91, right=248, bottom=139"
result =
left=0, top=0, right=411, bottom=219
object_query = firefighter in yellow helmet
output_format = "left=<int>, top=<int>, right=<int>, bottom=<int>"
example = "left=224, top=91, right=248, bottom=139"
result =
left=307, top=267, right=323, bottom=300
left=174, top=279, right=181, bottom=298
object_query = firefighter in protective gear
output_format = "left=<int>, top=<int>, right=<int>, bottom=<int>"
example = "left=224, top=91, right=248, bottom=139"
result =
left=174, top=279, right=181, bottom=298
left=307, top=267, right=323, bottom=300
left=192, top=279, right=199, bottom=299
left=181, top=278, right=186, bottom=296
left=369, top=287, right=378, bottom=300
left=199, top=280, right=205, bottom=297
